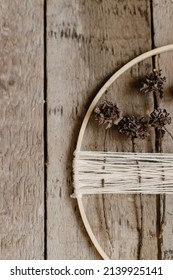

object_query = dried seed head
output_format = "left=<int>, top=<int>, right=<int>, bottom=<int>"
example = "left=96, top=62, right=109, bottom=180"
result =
left=140, top=69, right=166, bottom=98
left=117, top=115, right=149, bottom=139
left=94, top=101, right=121, bottom=129
left=149, top=108, right=171, bottom=128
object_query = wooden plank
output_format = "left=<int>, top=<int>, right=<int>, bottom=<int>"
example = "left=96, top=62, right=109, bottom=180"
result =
left=47, top=0, right=158, bottom=259
left=0, top=0, right=44, bottom=259
left=152, top=0, right=173, bottom=259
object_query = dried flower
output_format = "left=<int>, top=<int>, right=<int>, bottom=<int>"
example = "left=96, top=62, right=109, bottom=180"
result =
left=149, top=108, right=171, bottom=128
left=94, top=101, right=121, bottom=129
left=117, top=115, right=149, bottom=139
left=140, top=69, right=166, bottom=98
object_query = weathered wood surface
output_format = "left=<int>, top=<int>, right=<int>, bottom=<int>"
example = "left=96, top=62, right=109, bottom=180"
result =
left=0, top=0, right=44, bottom=259
left=1, top=0, right=173, bottom=260
left=152, top=0, right=173, bottom=260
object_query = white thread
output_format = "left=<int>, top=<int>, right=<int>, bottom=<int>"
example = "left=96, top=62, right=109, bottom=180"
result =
left=72, top=151, right=173, bottom=197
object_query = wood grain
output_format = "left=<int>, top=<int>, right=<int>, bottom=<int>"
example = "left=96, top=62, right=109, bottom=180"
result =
left=46, top=0, right=160, bottom=259
left=0, top=0, right=44, bottom=259
left=1, top=0, right=172, bottom=260
left=152, top=0, right=173, bottom=259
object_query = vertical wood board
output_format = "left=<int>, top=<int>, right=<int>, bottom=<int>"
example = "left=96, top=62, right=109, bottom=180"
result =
left=0, top=0, right=44, bottom=259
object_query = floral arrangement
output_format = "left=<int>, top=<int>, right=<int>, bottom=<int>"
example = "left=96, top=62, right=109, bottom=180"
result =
left=94, top=69, right=172, bottom=152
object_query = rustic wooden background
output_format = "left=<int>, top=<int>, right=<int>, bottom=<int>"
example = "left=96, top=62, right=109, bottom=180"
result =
left=1, top=0, right=173, bottom=260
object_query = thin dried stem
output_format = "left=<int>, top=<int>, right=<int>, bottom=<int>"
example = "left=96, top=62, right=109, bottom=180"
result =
left=164, top=126, right=173, bottom=140
left=132, top=137, right=136, bottom=153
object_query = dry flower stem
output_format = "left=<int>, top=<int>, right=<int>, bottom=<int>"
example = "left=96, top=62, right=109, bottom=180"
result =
left=164, top=126, right=173, bottom=139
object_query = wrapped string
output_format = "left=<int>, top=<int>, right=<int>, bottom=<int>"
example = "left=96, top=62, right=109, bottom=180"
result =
left=72, top=151, right=173, bottom=198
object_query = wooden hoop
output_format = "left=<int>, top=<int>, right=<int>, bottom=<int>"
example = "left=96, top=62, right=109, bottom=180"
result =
left=74, top=44, right=173, bottom=260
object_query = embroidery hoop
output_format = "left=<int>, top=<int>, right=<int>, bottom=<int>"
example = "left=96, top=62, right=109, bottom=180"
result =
left=72, top=44, right=173, bottom=259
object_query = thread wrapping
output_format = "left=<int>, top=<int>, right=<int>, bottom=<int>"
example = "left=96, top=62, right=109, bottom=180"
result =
left=71, top=151, right=173, bottom=198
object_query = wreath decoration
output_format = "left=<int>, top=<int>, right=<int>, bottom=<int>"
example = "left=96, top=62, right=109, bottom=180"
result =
left=71, top=45, right=173, bottom=259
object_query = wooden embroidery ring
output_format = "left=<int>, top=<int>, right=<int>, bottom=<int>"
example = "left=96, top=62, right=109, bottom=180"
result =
left=74, top=44, right=173, bottom=260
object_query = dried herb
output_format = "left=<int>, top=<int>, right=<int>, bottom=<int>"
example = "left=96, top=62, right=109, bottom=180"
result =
left=140, top=69, right=166, bottom=98
left=93, top=69, right=173, bottom=144
left=94, top=100, right=121, bottom=129
left=149, top=108, right=171, bottom=129
left=117, top=115, right=149, bottom=140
